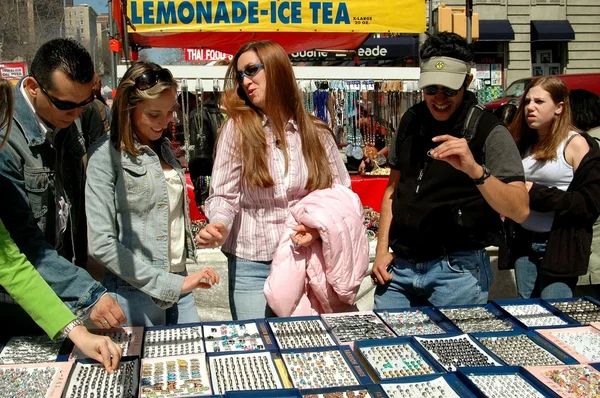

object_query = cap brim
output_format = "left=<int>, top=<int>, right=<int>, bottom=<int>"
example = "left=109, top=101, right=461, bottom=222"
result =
left=418, top=71, right=466, bottom=90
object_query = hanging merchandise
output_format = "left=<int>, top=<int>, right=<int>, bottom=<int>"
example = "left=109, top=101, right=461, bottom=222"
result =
left=352, top=87, right=364, bottom=160
left=313, top=81, right=329, bottom=124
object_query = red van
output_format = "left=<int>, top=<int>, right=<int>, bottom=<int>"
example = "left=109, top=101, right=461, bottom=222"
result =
left=484, top=73, right=600, bottom=110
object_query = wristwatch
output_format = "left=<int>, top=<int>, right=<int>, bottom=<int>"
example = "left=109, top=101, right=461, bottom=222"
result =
left=473, top=164, right=492, bottom=185
left=61, top=318, right=84, bottom=338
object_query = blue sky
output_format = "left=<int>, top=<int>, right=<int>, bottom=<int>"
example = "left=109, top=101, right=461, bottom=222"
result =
left=75, top=0, right=108, bottom=15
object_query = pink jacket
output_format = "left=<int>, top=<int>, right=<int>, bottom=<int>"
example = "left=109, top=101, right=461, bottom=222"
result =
left=264, top=184, right=369, bottom=317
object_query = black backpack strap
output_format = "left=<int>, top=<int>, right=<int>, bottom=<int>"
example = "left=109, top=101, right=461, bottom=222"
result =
left=461, top=104, right=487, bottom=143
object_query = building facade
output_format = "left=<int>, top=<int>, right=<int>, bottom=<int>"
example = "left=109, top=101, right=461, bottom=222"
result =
left=442, top=0, right=600, bottom=97
left=64, top=5, right=98, bottom=54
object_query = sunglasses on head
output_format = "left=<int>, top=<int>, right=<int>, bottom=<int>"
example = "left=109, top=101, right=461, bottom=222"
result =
left=135, top=68, right=174, bottom=90
left=33, top=76, right=95, bottom=111
left=423, top=85, right=461, bottom=97
left=237, top=63, right=264, bottom=82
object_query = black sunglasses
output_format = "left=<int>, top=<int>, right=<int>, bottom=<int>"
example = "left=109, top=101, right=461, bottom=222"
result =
left=33, top=76, right=95, bottom=111
left=135, top=68, right=174, bottom=90
left=423, top=85, right=461, bottom=97
left=237, top=63, right=264, bottom=82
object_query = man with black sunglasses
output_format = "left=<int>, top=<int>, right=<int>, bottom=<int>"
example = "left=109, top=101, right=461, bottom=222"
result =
left=0, top=38, right=126, bottom=333
left=371, top=32, right=529, bottom=308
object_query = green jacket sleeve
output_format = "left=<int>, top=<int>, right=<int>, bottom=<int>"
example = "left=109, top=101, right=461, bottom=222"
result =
left=0, top=220, right=75, bottom=339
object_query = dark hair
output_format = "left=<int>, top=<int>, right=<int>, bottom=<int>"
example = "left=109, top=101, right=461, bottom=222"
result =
left=493, top=99, right=520, bottom=126
left=29, top=38, right=95, bottom=91
left=419, top=32, right=474, bottom=63
left=0, top=79, right=13, bottom=150
left=569, top=89, right=600, bottom=132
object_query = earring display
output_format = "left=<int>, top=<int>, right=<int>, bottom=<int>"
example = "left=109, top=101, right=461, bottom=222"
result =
left=269, top=319, right=336, bottom=349
left=526, top=364, right=600, bottom=398
left=144, top=326, right=204, bottom=358
left=476, top=334, right=563, bottom=367
left=381, top=377, right=461, bottom=398
left=0, top=335, right=65, bottom=364
left=549, top=299, right=600, bottom=325
left=282, top=350, right=360, bottom=390
left=466, top=374, right=545, bottom=398
left=321, top=312, right=395, bottom=346
left=498, top=303, right=568, bottom=328
left=358, top=343, right=435, bottom=379
left=0, top=362, right=72, bottom=398
left=140, top=353, right=211, bottom=397
left=71, top=327, right=143, bottom=359
left=415, top=334, right=501, bottom=372
left=208, top=352, right=282, bottom=394
left=438, top=306, right=515, bottom=333
left=203, top=322, right=264, bottom=353
left=537, top=326, right=600, bottom=363
left=377, top=309, right=445, bottom=336
left=64, top=358, right=139, bottom=398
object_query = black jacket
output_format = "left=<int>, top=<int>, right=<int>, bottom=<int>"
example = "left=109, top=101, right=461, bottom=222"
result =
left=389, top=92, right=505, bottom=262
left=188, top=98, right=223, bottom=178
left=503, top=133, right=600, bottom=276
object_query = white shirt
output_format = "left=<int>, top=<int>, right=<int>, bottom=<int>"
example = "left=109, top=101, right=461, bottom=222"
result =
left=164, top=168, right=186, bottom=273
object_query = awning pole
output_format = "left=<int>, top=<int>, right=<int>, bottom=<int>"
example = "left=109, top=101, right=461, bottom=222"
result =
left=108, top=0, right=117, bottom=90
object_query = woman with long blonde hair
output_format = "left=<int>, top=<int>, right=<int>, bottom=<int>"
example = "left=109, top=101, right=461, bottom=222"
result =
left=507, top=76, right=600, bottom=299
left=196, top=40, right=350, bottom=320
left=85, top=62, right=219, bottom=326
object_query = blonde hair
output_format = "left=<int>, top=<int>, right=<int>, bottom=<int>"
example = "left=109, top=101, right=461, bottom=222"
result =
left=221, top=40, right=334, bottom=191
left=0, top=79, right=13, bottom=151
left=509, top=76, right=572, bottom=161
left=111, top=61, right=178, bottom=156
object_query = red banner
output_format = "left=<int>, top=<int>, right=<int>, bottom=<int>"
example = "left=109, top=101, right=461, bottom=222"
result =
left=0, top=62, right=27, bottom=81
left=184, top=48, right=233, bottom=62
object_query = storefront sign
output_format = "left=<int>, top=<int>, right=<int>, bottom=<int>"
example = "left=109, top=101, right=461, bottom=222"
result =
left=0, top=62, right=26, bottom=81
left=128, top=0, right=425, bottom=34
left=290, top=37, right=418, bottom=61
left=184, top=48, right=233, bottom=61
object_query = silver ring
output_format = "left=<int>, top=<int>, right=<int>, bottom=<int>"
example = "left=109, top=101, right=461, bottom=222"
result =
left=102, top=320, right=109, bottom=327
left=292, top=241, right=299, bottom=248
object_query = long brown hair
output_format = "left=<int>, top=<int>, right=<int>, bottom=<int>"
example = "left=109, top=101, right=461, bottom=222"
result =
left=0, top=79, right=14, bottom=151
left=111, top=61, right=178, bottom=156
left=222, top=40, right=333, bottom=191
left=509, top=76, right=572, bottom=161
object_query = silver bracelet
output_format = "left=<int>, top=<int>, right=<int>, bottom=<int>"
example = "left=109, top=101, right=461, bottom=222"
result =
left=61, top=318, right=84, bottom=338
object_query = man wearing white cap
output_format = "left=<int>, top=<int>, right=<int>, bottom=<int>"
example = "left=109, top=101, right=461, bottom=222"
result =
left=371, top=32, right=529, bottom=308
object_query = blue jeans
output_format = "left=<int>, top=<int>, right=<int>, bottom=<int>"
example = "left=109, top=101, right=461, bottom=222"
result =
left=515, top=242, right=577, bottom=299
left=374, top=249, right=493, bottom=309
left=106, top=273, right=199, bottom=327
left=226, top=254, right=275, bottom=320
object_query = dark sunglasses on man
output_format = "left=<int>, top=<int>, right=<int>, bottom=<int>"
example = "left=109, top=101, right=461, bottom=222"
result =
left=423, top=85, right=461, bottom=97
left=32, top=76, right=95, bottom=111
left=135, top=68, right=174, bottom=91
left=237, top=63, right=264, bottom=82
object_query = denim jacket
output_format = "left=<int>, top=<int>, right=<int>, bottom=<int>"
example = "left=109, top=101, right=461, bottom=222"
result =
left=0, top=79, right=105, bottom=316
left=85, top=134, right=197, bottom=308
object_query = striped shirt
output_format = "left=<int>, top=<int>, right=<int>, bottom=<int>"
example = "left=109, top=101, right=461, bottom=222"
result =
left=206, top=116, right=351, bottom=261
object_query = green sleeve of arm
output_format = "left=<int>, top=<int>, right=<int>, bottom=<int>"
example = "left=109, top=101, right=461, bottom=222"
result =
left=0, top=221, right=75, bottom=339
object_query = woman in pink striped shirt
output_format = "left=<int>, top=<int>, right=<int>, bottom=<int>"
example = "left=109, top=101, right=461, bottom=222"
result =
left=195, top=40, right=351, bottom=320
